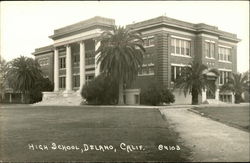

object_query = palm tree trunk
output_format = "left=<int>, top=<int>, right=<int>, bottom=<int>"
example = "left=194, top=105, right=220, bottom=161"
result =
left=191, top=89, right=199, bottom=105
left=118, top=79, right=124, bottom=105
left=21, top=92, right=25, bottom=103
left=235, top=93, right=242, bottom=104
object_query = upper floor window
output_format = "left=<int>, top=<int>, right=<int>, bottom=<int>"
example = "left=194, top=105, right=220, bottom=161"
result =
left=171, top=38, right=191, bottom=57
left=219, top=47, right=232, bottom=62
left=143, top=36, right=155, bottom=47
left=73, top=54, right=80, bottom=67
left=205, top=41, right=215, bottom=59
left=38, top=58, right=49, bottom=66
left=59, top=57, right=66, bottom=69
left=73, top=54, right=79, bottom=63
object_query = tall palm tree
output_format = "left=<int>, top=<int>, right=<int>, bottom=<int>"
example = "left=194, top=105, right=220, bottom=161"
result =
left=174, top=60, right=219, bottom=105
left=96, top=26, right=145, bottom=105
left=6, top=56, right=43, bottom=103
left=220, top=73, right=249, bottom=103
left=0, top=57, right=8, bottom=101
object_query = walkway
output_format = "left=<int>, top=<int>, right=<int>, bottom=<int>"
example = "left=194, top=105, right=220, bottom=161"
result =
left=160, top=108, right=249, bottom=162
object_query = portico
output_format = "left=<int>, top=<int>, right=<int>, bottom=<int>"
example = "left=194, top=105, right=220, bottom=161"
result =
left=50, top=16, right=115, bottom=95
left=53, top=40, right=101, bottom=94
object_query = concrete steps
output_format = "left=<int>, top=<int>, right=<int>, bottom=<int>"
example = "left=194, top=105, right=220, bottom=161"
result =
left=203, top=99, right=226, bottom=105
left=34, top=92, right=83, bottom=106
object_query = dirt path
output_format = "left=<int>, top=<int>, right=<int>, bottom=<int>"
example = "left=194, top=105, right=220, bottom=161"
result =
left=160, top=108, right=249, bottom=162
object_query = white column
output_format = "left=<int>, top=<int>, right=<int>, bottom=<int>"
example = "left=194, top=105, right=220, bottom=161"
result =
left=202, top=89, right=207, bottom=103
left=95, top=41, right=101, bottom=77
left=54, top=48, right=59, bottom=92
left=215, top=89, right=220, bottom=100
left=231, top=92, right=235, bottom=104
left=65, top=45, right=72, bottom=92
left=9, top=93, right=12, bottom=103
left=79, top=41, right=86, bottom=91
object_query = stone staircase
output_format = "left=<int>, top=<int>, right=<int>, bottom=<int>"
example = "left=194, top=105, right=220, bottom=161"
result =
left=34, top=91, right=83, bottom=106
left=203, top=99, right=226, bottom=105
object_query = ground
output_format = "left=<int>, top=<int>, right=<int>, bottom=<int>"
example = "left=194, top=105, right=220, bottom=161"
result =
left=192, top=106, right=249, bottom=132
left=160, top=105, right=249, bottom=162
left=0, top=105, right=190, bottom=162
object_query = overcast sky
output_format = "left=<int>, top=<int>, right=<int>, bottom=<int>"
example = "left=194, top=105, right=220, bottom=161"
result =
left=0, top=1, right=249, bottom=72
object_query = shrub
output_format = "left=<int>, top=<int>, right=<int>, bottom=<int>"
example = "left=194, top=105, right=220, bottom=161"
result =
left=141, top=80, right=175, bottom=106
left=30, top=77, right=54, bottom=103
left=81, top=74, right=118, bottom=105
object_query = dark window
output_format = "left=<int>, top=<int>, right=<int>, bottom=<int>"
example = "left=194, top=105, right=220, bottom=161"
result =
left=171, top=66, right=175, bottom=82
left=73, top=75, right=80, bottom=87
left=59, top=77, right=66, bottom=88
left=171, top=38, right=175, bottom=53
left=59, top=57, right=66, bottom=68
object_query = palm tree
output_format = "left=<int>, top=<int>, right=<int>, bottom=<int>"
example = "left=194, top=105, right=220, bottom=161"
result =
left=220, top=73, right=249, bottom=103
left=6, top=56, right=43, bottom=103
left=0, top=57, right=8, bottom=101
left=96, top=26, right=145, bottom=105
left=174, top=60, right=219, bottom=105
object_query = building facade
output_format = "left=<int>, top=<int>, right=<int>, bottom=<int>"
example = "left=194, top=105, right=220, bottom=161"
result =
left=33, top=16, right=240, bottom=104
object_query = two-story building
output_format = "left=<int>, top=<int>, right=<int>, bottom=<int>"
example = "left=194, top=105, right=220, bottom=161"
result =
left=33, top=16, right=240, bottom=105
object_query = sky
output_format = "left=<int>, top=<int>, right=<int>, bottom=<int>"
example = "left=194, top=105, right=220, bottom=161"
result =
left=0, top=1, right=249, bottom=73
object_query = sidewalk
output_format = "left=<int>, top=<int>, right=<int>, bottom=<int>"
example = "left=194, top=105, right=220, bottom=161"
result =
left=160, top=108, right=250, bottom=162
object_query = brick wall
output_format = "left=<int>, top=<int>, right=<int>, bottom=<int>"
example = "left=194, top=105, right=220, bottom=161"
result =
left=155, top=32, right=169, bottom=88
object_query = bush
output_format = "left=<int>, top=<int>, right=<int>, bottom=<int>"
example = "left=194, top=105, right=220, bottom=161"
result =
left=141, top=80, right=175, bottom=106
left=81, top=74, right=118, bottom=105
left=30, top=77, right=54, bottom=103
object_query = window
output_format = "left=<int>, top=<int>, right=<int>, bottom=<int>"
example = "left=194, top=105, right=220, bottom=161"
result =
left=138, top=64, right=154, bottom=76
left=171, top=39, right=175, bottom=53
left=210, top=43, right=215, bottom=58
left=59, top=57, right=66, bottom=69
left=219, top=71, right=231, bottom=85
left=185, top=41, right=190, bottom=56
left=73, top=54, right=80, bottom=67
left=171, top=65, right=187, bottom=82
left=205, top=41, right=215, bottom=59
left=148, top=67, right=154, bottom=74
left=176, top=40, right=180, bottom=54
left=218, top=47, right=232, bottom=62
left=219, top=94, right=232, bottom=103
left=171, top=38, right=191, bottom=56
left=38, top=58, right=49, bottom=66
left=205, top=42, right=210, bottom=58
left=59, top=76, right=66, bottom=88
left=73, top=75, right=80, bottom=88
left=85, top=50, right=95, bottom=65
left=86, top=75, right=94, bottom=84
left=181, top=40, right=185, bottom=55
left=73, top=54, right=79, bottom=63
left=143, top=38, right=149, bottom=46
left=148, top=38, right=154, bottom=46
left=143, top=36, right=155, bottom=47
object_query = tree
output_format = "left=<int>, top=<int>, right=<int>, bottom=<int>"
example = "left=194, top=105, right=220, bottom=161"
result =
left=30, top=77, right=54, bottom=103
left=174, top=60, right=219, bottom=105
left=96, top=26, right=145, bottom=105
left=220, top=72, right=249, bottom=104
left=6, top=56, right=43, bottom=103
left=0, top=57, right=8, bottom=101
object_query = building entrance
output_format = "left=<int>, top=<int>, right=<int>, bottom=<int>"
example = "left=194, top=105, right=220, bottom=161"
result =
left=206, top=80, right=216, bottom=99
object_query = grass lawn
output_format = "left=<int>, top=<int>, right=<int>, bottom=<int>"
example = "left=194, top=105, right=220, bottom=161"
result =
left=0, top=105, right=190, bottom=162
left=193, top=105, right=250, bottom=132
